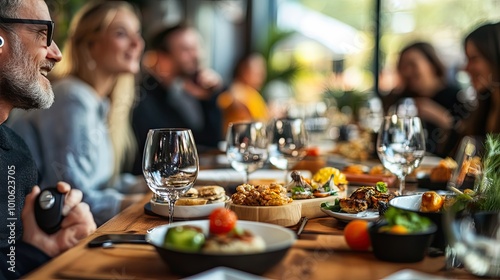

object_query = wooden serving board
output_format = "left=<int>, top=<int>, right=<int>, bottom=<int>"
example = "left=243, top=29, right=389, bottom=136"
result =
left=230, top=192, right=345, bottom=227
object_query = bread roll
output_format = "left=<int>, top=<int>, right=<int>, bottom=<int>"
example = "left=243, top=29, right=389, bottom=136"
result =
left=420, top=191, right=444, bottom=212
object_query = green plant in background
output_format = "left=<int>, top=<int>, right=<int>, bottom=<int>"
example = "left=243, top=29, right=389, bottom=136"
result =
left=476, top=134, right=500, bottom=211
left=46, top=0, right=87, bottom=45
left=322, top=87, right=369, bottom=121
left=452, top=134, right=500, bottom=212
left=260, top=26, right=301, bottom=91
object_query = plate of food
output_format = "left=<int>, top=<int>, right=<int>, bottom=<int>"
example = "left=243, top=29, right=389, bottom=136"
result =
left=146, top=185, right=229, bottom=219
left=146, top=208, right=296, bottom=276
left=228, top=168, right=349, bottom=226
left=319, top=183, right=396, bottom=223
left=320, top=207, right=379, bottom=222
left=416, top=157, right=479, bottom=190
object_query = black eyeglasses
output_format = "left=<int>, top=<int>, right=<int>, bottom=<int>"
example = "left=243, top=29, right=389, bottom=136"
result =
left=0, top=17, right=54, bottom=46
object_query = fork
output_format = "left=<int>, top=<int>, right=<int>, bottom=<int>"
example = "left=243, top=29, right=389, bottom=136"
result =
left=296, top=217, right=309, bottom=237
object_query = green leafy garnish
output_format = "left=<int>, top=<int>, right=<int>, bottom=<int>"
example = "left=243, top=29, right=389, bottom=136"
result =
left=383, top=207, right=432, bottom=233
left=375, top=182, right=388, bottom=193
left=322, top=174, right=335, bottom=191
left=292, top=186, right=306, bottom=193
left=321, top=199, right=341, bottom=212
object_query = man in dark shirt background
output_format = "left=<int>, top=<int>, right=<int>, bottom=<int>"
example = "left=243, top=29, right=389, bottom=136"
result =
left=132, top=24, right=223, bottom=175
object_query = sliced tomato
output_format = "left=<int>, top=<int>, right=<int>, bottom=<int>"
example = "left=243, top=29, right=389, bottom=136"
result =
left=209, top=208, right=238, bottom=234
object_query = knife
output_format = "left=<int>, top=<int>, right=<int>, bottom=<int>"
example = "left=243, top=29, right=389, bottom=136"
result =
left=88, top=234, right=148, bottom=248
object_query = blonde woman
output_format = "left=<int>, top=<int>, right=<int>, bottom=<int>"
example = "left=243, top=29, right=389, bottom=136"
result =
left=10, top=1, right=145, bottom=225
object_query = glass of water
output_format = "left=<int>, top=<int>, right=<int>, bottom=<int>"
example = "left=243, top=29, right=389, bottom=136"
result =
left=444, top=206, right=500, bottom=277
left=142, top=128, right=199, bottom=224
left=376, top=115, right=425, bottom=194
left=225, top=121, right=269, bottom=183
left=268, top=118, right=308, bottom=182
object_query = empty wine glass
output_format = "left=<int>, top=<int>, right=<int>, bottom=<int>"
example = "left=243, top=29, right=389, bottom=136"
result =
left=376, top=115, right=425, bottom=194
left=226, top=122, right=268, bottom=184
left=444, top=207, right=500, bottom=277
left=143, top=128, right=199, bottom=224
left=268, top=118, right=308, bottom=182
left=387, top=97, right=418, bottom=117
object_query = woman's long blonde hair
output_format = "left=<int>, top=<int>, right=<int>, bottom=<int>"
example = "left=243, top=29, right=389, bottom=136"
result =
left=52, top=1, right=139, bottom=178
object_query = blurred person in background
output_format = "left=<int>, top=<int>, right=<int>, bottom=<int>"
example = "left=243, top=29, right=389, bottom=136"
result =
left=0, top=0, right=95, bottom=278
left=459, top=22, right=500, bottom=143
left=132, top=23, right=223, bottom=175
left=384, top=42, right=467, bottom=157
left=9, top=1, right=147, bottom=226
left=217, top=52, right=269, bottom=136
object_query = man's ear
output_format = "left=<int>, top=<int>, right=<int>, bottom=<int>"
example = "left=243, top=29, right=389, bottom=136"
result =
left=0, top=39, right=3, bottom=55
left=0, top=30, right=6, bottom=55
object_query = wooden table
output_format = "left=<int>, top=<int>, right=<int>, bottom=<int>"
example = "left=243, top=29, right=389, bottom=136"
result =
left=24, top=193, right=477, bottom=279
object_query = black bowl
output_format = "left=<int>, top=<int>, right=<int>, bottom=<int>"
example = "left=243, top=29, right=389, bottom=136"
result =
left=146, top=220, right=295, bottom=276
left=369, top=222, right=437, bottom=263
left=389, top=194, right=447, bottom=250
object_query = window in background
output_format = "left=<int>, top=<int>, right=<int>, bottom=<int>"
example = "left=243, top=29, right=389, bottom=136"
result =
left=380, top=0, right=500, bottom=94
left=273, top=0, right=500, bottom=116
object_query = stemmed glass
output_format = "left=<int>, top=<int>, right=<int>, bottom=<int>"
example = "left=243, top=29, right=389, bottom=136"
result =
left=376, top=115, right=425, bottom=194
left=225, top=122, right=269, bottom=184
left=444, top=206, right=500, bottom=277
left=387, top=97, right=418, bottom=117
left=268, top=118, right=308, bottom=182
left=143, top=128, right=199, bottom=224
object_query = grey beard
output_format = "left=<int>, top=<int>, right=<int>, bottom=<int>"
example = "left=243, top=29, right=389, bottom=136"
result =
left=0, top=38, right=54, bottom=110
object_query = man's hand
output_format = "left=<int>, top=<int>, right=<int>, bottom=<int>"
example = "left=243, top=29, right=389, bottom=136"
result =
left=184, top=68, right=222, bottom=100
left=414, top=97, right=453, bottom=129
left=22, top=182, right=96, bottom=257
left=195, top=68, right=222, bottom=91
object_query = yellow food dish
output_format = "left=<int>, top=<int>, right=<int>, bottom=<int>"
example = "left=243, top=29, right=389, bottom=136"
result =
left=313, top=167, right=348, bottom=186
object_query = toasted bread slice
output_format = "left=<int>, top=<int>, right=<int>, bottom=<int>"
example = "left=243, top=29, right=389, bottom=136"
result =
left=175, top=198, right=208, bottom=206
left=197, top=186, right=225, bottom=197
left=182, top=188, right=199, bottom=198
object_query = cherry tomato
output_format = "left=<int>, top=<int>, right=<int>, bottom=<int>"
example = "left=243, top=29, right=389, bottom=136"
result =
left=209, top=208, right=238, bottom=234
left=344, top=220, right=371, bottom=250
left=306, top=147, right=320, bottom=157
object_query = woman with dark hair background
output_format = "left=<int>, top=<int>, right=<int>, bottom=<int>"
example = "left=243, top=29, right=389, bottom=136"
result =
left=385, top=42, right=467, bottom=157
left=461, top=22, right=500, bottom=142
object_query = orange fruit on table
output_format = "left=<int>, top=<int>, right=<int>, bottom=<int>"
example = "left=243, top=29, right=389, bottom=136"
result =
left=344, top=220, right=371, bottom=251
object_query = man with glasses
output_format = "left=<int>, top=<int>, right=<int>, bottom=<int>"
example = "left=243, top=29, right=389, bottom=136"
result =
left=0, top=1, right=96, bottom=278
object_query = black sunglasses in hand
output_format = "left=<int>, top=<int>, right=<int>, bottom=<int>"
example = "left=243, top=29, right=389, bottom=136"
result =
left=0, top=17, right=54, bottom=47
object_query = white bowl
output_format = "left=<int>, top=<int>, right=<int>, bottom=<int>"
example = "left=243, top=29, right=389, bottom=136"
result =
left=146, top=220, right=296, bottom=275
left=388, top=194, right=421, bottom=211
left=150, top=198, right=228, bottom=219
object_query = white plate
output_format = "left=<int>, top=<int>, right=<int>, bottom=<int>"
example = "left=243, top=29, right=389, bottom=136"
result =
left=185, top=266, right=268, bottom=280
left=150, top=198, right=228, bottom=218
left=383, top=269, right=446, bottom=280
left=320, top=207, right=379, bottom=222
left=420, top=155, right=443, bottom=167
